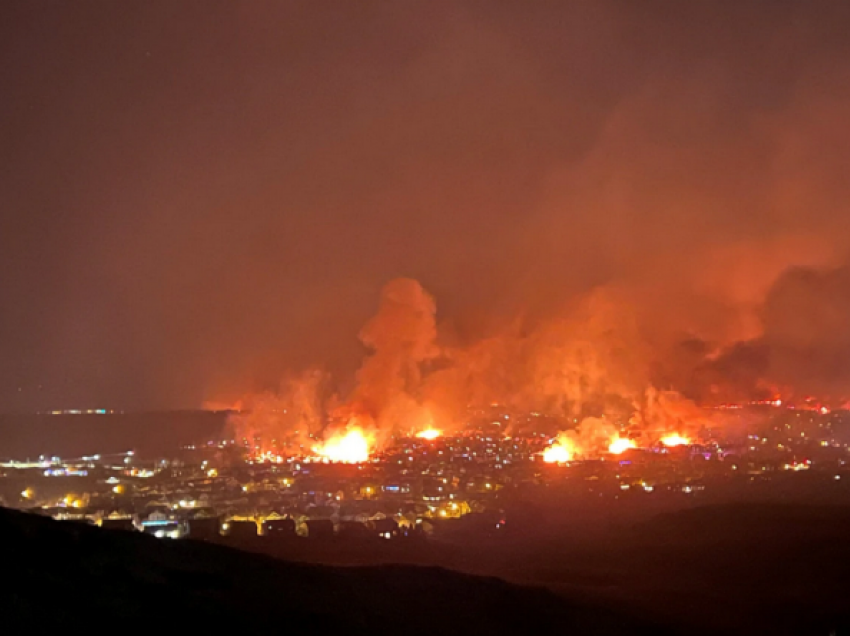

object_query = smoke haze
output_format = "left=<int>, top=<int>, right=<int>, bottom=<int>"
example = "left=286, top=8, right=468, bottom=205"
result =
left=1, top=1, right=849, bottom=411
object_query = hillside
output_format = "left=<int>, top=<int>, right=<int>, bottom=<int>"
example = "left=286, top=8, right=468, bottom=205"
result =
left=222, top=502, right=850, bottom=635
left=508, top=503, right=850, bottom=636
left=0, top=507, right=661, bottom=635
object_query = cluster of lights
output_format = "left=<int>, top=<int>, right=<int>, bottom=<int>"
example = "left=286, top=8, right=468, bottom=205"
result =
left=251, top=450, right=285, bottom=464
left=717, top=398, right=832, bottom=415
left=43, top=409, right=113, bottom=415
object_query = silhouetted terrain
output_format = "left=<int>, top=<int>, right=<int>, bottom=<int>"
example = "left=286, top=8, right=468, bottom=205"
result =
left=524, top=504, right=850, bottom=636
left=0, top=507, right=661, bottom=635
left=5, top=502, right=850, bottom=635
left=226, top=502, right=850, bottom=636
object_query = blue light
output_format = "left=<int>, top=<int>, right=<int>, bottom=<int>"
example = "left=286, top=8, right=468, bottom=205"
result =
left=141, top=520, right=176, bottom=527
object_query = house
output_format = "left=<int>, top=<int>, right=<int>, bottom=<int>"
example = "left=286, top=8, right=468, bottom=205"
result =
left=338, top=520, right=373, bottom=540
left=304, top=519, right=334, bottom=540
left=263, top=518, right=296, bottom=538
left=225, top=519, right=258, bottom=540
left=373, top=518, right=399, bottom=539
left=100, top=518, right=136, bottom=532
left=188, top=516, right=221, bottom=540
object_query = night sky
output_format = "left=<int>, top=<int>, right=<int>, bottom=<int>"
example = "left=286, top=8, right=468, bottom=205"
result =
left=1, top=1, right=849, bottom=411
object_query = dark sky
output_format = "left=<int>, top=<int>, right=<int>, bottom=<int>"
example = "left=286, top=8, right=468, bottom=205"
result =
left=1, top=1, right=849, bottom=411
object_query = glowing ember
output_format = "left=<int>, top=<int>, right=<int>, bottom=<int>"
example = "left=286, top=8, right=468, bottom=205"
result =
left=660, top=434, right=690, bottom=447
left=608, top=437, right=637, bottom=454
left=313, top=428, right=372, bottom=463
left=543, top=441, right=572, bottom=463
left=416, top=428, right=442, bottom=440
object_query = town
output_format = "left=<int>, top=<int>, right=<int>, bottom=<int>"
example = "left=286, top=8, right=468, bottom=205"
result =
left=2, top=403, right=849, bottom=545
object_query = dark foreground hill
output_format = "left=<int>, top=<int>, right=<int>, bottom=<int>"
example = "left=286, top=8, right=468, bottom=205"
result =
left=223, top=502, right=850, bottom=636
left=506, top=502, right=850, bottom=636
left=0, top=507, right=663, bottom=635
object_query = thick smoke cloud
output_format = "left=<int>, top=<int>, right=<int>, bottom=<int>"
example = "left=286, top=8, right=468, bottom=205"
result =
left=418, top=287, right=652, bottom=421
left=762, top=266, right=850, bottom=398
left=335, top=278, right=439, bottom=439
left=231, top=277, right=732, bottom=450
left=233, top=259, right=850, bottom=451
left=702, top=264, right=850, bottom=403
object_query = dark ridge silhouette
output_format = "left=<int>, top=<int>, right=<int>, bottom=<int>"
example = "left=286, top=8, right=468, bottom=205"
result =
left=221, top=502, right=850, bottom=636
left=519, top=503, right=850, bottom=636
left=0, top=507, right=663, bottom=635
left=634, top=502, right=850, bottom=542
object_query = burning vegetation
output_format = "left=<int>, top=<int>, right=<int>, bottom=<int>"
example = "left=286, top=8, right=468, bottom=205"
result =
left=311, top=426, right=373, bottom=464
left=224, top=272, right=850, bottom=464
left=542, top=437, right=573, bottom=464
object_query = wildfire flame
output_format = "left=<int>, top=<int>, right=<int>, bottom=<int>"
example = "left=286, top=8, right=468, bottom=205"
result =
left=312, top=428, right=373, bottom=463
left=660, top=434, right=690, bottom=447
left=543, top=439, right=573, bottom=463
left=416, top=428, right=442, bottom=440
left=608, top=437, right=637, bottom=454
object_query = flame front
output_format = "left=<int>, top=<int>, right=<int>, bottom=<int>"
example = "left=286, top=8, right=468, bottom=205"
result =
left=543, top=438, right=573, bottom=463
left=416, top=428, right=442, bottom=440
left=313, top=428, right=373, bottom=463
left=608, top=437, right=637, bottom=454
left=660, top=434, right=690, bottom=447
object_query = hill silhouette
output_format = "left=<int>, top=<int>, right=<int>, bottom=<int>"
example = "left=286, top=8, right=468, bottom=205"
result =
left=0, top=507, right=662, bottom=635
left=220, top=502, right=850, bottom=635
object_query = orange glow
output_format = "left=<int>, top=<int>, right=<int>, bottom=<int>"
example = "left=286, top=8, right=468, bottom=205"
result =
left=608, top=437, right=637, bottom=454
left=416, top=428, right=442, bottom=440
left=543, top=438, right=573, bottom=463
left=253, top=450, right=285, bottom=464
left=63, top=494, right=84, bottom=508
left=313, top=427, right=373, bottom=463
left=660, top=434, right=690, bottom=447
